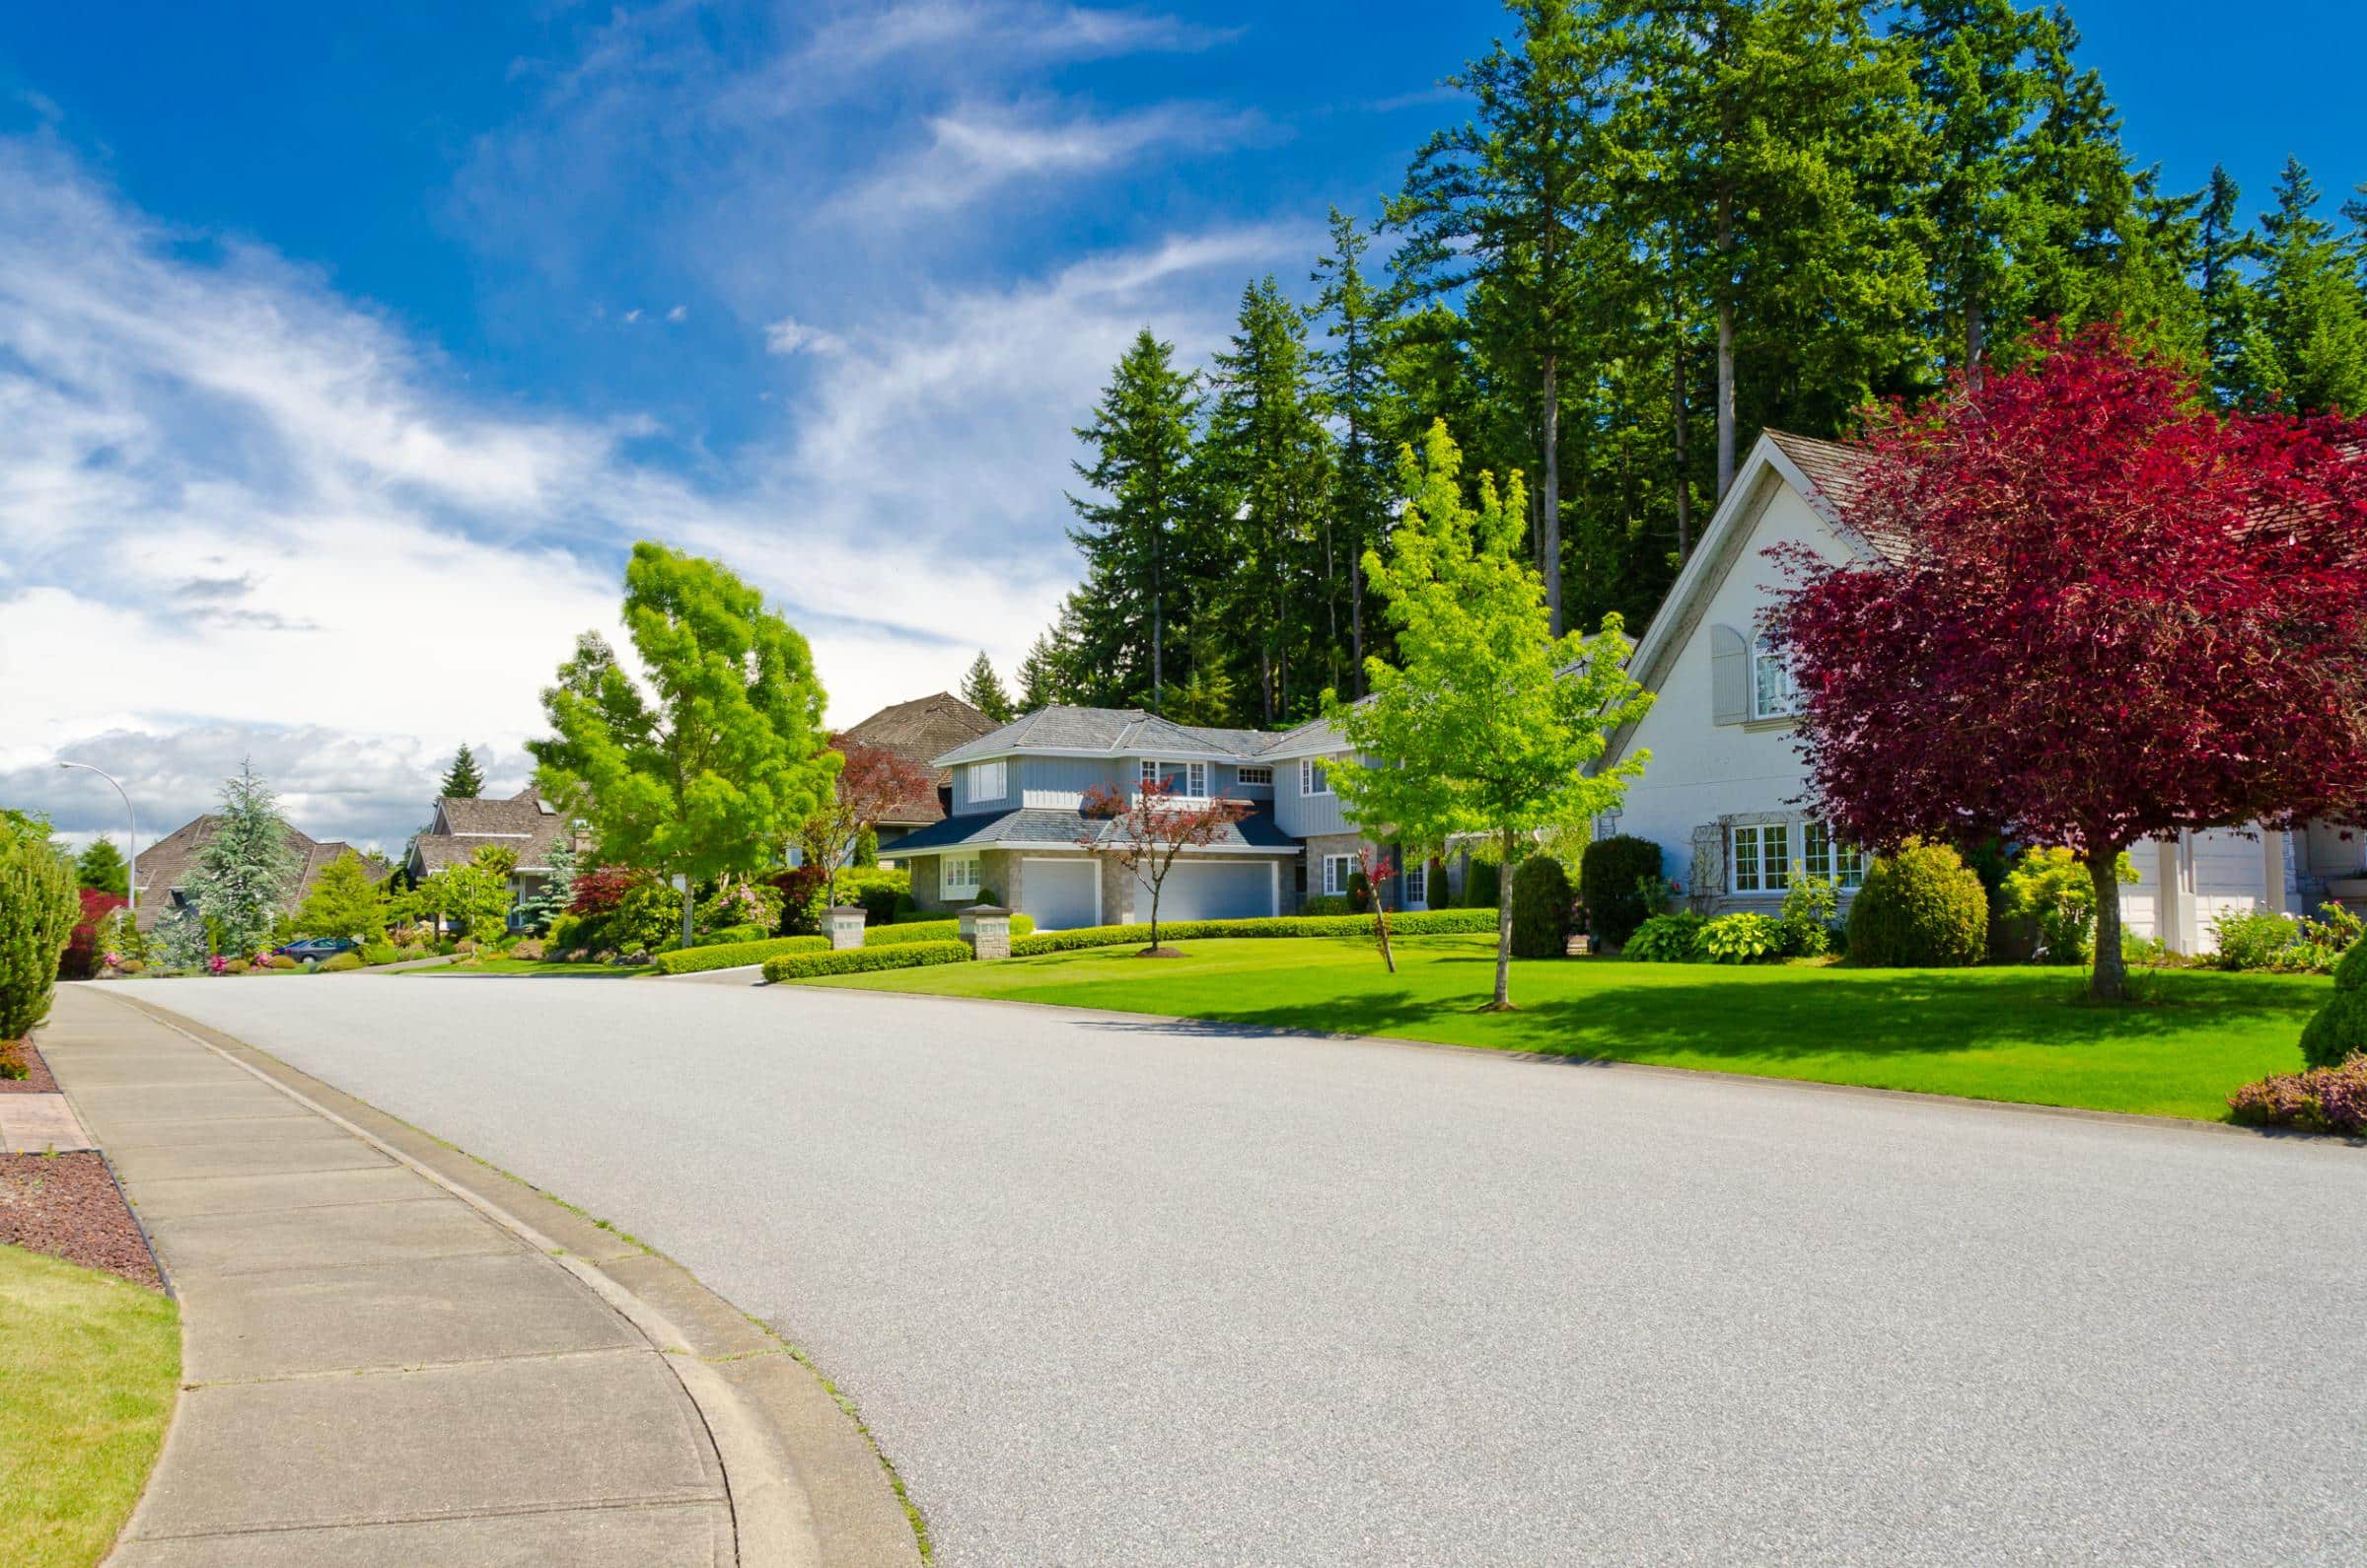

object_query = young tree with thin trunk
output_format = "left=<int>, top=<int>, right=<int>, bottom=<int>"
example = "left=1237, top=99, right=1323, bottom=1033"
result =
left=1324, top=422, right=1653, bottom=1010
left=801, top=735, right=936, bottom=907
left=296, top=850, right=392, bottom=942
left=1077, top=780, right=1247, bottom=957
left=1772, top=324, right=2367, bottom=1002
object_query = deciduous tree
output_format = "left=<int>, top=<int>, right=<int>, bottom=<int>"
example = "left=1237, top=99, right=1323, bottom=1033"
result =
left=296, top=850, right=391, bottom=942
left=1077, top=779, right=1248, bottom=956
left=800, top=736, right=936, bottom=907
left=1772, top=323, right=2367, bottom=1002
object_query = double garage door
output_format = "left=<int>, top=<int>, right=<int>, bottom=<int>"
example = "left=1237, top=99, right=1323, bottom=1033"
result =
left=1017, top=857, right=1280, bottom=930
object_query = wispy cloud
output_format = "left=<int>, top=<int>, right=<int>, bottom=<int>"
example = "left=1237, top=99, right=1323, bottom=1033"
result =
left=763, top=316, right=846, bottom=356
left=840, top=101, right=1270, bottom=219
left=791, top=0, right=1240, bottom=79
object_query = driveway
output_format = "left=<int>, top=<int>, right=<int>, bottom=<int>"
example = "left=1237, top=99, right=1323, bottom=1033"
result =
left=102, top=976, right=2367, bottom=1565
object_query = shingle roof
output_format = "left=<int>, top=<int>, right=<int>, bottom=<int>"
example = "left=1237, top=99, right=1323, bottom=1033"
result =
left=132, top=815, right=386, bottom=930
left=1764, top=429, right=1899, bottom=562
left=883, top=803, right=1299, bottom=856
left=406, top=787, right=573, bottom=878
left=840, top=692, right=995, bottom=825
left=932, top=705, right=1325, bottom=766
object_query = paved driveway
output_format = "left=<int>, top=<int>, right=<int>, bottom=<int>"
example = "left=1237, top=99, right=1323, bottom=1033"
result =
left=104, top=976, right=2367, bottom=1565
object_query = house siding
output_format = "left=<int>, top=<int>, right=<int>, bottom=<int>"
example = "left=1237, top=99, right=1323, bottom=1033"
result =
left=1275, top=756, right=1353, bottom=837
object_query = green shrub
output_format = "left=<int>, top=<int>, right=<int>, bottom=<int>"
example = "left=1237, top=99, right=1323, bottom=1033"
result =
left=1006, top=907, right=1498, bottom=957
left=511, top=938, right=545, bottom=961
left=653, top=935, right=830, bottom=975
left=2212, top=908, right=2302, bottom=972
left=360, top=943, right=399, bottom=966
left=1778, top=873, right=1837, bottom=958
left=545, top=912, right=584, bottom=953
left=1579, top=835, right=1663, bottom=947
left=1301, top=894, right=1352, bottom=916
left=1701, top=912, right=1784, bottom=963
left=762, top=940, right=971, bottom=982
left=2299, top=943, right=2367, bottom=1069
left=0, top=828, right=79, bottom=1039
left=319, top=952, right=363, bottom=972
left=610, top=880, right=685, bottom=953
left=837, top=866, right=912, bottom=928
left=435, top=938, right=458, bottom=956
left=1346, top=869, right=1373, bottom=912
left=1465, top=860, right=1500, bottom=910
left=1999, top=846, right=2133, bottom=963
left=1845, top=840, right=1987, bottom=967
left=1510, top=858, right=1572, bottom=959
left=2334, top=936, right=2367, bottom=992
left=1622, top=912, right=1706, bottom=962
left=866, top=914, right=1036, bottom=948
left=263, top=955, right=301, bottom=971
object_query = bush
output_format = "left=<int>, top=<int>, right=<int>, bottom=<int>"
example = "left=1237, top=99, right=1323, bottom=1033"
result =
left=1006, top=908, right=1498, bottom=957
left=1622, top=912, right=1706, bottom=962
left=545, top=912, right=584, bottom=953
left=511, top=938, right=546, bottom=961
left=1778, top=874, right=1837, bottom=958
left=567, top=865, right=647, bottom=917
left=2212, top=909, right=2302, bottom=972
left=319, top=952, right=364, bottom=972
left=1510, top=858, right=1572, bottom=959
left=1701, top=912, right=1784, bottom=963
left=2299, top=943, right=2367, bottom=1069
left=0, top=829, right=79, bottom=1039
left=653, top=935, right=830, bottom=976
left=836, top=866, right=912, bottom=928
left=360, top=943, right=400, bottom=966
left=1998, top=846, right=2132, bottom=963
left=1579, top=835, right=1664, bottom=947
left=698, top=880, right=785, bottom=939
left=1465, top=860, right=1500, bottom=911
left=263, top=955, right=300, bottom=970
left=866, top=914, right=1036, bottom=948
left=762, top=940, right=971, bottom=982
left=2227, top=1052, right=2367, bottom=1135
left=768, top=865, right=831, bottom=936
left=1845, top=840, right=1987, bottom=967
left=223, top=959, right=251, bottom=975
left=59, top=888, right=128, bottom=981
left=1300, top=894, right=1352, bottom=916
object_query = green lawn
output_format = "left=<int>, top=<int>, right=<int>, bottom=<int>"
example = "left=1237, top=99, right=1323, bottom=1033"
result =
left=808, top=933, right=2325, bottom=1120
left=0, top=1245, right=179, bottom=1567
left=397, top=958, right=652, bottom=978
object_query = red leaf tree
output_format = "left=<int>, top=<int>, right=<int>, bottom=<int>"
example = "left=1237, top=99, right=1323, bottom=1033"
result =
left=1077, top=779, right=1248, bottom=956
left=1772, top=323, right=2367, bottom=1000
left=801, top=735, right=937, bottom=905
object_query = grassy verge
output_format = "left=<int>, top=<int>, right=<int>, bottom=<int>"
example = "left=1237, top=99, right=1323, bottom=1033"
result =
left=398, top=958, right=652, bottom=978
left=0, top=1244, right=179, bottom=1567
left=805, top=933, right=2325, bottom=1121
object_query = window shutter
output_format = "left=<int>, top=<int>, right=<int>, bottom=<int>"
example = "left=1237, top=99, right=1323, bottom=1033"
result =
left=1709, top=624, right=1748, bottom=726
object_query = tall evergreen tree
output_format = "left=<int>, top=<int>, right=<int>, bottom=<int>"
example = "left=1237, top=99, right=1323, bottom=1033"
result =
left=1312, top=207, right=1396, bottom=690
left=2232, top=158, right=2367, bottom=413
left=1065, top=329, right=1203, bottom=710
left=960, top=651, right=1017, bottom=722
left=75, top=835, right=129, bottom=897
left=186, top=761, right=301, bottom=956
left=1017, top=597, right=1089, bottom=711
left=440, top=743, right=485, bottom=799
left=2198, top=166, right=2256, bottom=399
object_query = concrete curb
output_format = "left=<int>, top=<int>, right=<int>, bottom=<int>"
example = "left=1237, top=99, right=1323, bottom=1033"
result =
left=93, top=989, right=927, bottom=1567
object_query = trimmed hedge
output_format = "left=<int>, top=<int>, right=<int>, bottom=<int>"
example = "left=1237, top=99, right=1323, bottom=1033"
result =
left=1464, top=860, right=1501, bottom=911
left=1846, top=840, right=1988, bottom=967
left=1510, top=858, right=1572, bottom=959
left=318, top=952, right=364, bottom=972
left=653, top=934, right=829, bottom=976
left=1008, top=907, right=1497, bottom=957
left=1579, top=834, right=1664, bottom=947
left=866, top=914, right=1037, bottom=948
left=762, top=940, right=971, bottom=982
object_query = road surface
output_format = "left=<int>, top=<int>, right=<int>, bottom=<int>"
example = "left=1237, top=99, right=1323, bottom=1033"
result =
left=97, top=976, right=2367, bottom=1565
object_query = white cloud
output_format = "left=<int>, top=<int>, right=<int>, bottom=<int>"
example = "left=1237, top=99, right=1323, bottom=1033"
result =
left=841, top=101, right=1267, bottom=219
left=763, top=316, right=846, bottom=356
left=789, top=1, right=1238, bottom=81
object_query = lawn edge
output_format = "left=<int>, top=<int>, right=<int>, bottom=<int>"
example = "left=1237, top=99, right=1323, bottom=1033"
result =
left=798, top=977, right=2336, bottom=1144
left=84, top=988, right=932, bottom=1566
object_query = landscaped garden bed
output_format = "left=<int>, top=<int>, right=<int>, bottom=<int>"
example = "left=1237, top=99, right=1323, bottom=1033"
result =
left=801, top=931, right=2331, bottom=1123
left=1, top=1038, right=58, bottom=1094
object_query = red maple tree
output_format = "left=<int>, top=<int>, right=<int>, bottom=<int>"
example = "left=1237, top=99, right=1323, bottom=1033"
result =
left=1772, top=323, right=2367, bottom=1000
left=801, top=734, right=937, bottom=904
left=1078, top=779, right=1248, bottom=956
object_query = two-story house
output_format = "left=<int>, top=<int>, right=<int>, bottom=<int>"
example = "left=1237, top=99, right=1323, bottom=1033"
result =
left=1599, top=429, right=2303, bottom=955
left=879, top=706, right=1420, bottom=929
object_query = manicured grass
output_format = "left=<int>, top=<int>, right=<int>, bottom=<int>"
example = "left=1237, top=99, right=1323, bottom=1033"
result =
left=398, top=958, right=653, bottom=978
left=0, top=1244, right=179, bottom=1567
left=808, top=933, right=2327, bottom=1120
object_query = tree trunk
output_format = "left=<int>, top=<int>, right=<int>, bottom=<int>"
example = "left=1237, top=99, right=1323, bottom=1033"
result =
left=1150, top=516, right=1164, bottom=713
left=1673, top=341, right=1692, bottom=558
left=1715, top=190, right=1737, bottom=500
left=2087, top=846, right=2126, bottom=1002
left=1485, top=826, right=1518, bottom=1011
left=679, top=875, right=694, bottom=951
left=1148, top=881, right=1161, bottom=956
left=1541, top=353, right=1563, bottom=637
left=1349, top=557, right=1364, bottom=696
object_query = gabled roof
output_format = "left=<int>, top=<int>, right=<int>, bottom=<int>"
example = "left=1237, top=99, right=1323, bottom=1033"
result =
left=840, top=691, right=997, bottom=826
left=407, top=787, right=572, bottom=877
left=881, top=803, right=1300, bottom=856
left=131, top=814, right=385, bottom=929
left=934, top=706, right=1292, bottom=766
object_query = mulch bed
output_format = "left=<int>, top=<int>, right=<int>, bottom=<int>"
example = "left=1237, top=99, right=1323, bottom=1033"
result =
left=0, top=1152, right=164, bottom=1290
left=0, top=1037, right=60, bottom=1094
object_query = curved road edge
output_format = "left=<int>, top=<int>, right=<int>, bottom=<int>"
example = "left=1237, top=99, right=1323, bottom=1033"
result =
left=94, top=988, right=928, bottom=1568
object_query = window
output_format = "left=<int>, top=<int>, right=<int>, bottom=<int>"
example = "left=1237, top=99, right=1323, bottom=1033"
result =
left=1323, top=854, right=1352, bottom=896
left=1301, top=757, right=1331, bottom=796
left=967, top=759, right=1006, bottom=802
left=943, top=854, right=981, bottom=898
left=1402, top=861, right=1427, bottom=907
left=1731, top=823, right=1791, bottom=894
left=1751, top=636, right=1798, bottom=721
left=1803, top=821, right=1867, bottom=891
left=1237, top=766, right=1272, bottom=787
left=1139, top=759, right=1206, bottom=797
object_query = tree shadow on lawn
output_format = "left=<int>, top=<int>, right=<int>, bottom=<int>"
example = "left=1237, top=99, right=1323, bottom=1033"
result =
left=1078, top=962, right=2325, bottom=1066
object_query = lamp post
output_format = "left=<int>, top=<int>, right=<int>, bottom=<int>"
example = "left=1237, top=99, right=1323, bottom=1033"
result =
left=57, top=761, right=137, bottom=926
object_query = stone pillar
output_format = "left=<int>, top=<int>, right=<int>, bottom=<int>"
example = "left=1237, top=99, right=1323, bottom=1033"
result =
left=959, top=904, right=1012, bottom=961
left=825, top=905, right=867, bottom=951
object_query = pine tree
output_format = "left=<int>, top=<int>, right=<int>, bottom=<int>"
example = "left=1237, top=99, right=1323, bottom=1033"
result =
left=75, top=834, right=129, bottom=897
left=440, top=743, right=485, bottom=800
left=961, top=651, right=1016, bottom=722
left=1202, top=276, right=1336, bottom=723
left=1066, top=329, right=1203, bottom=710
left=1312, top=207, right=1396, bottom=691
left=2197, top=166, right=2256, bottom=399
left=2232, top=159, right=2367, bottom=413
left=185, top=761, right=301, bottom=957
left=1017, top=598, right=1090, bottom=711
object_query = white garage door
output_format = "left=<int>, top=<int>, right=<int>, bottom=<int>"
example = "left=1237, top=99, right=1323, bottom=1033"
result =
left=1021, top=858, right=1100, bottom=931
left=1146, top=861, right=1275, bottom=922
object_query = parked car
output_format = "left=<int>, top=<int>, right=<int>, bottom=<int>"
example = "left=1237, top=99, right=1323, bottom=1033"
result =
left=273, top=936, right=359, bottom=962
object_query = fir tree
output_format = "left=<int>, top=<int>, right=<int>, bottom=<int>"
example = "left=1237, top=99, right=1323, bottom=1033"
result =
left=440, top=743, right=485, bottom=799
left=184, top=761, right=301, bottom=957
left=960, top=652, right=1017, bottom=723
left=75, top=834, right=129, bottom=897
left=2232, top=159, right=2367, bottom=414
left=1312, top=207, right=1395, bottom=691
left=2197, top=166, right=2256, bottom=399
left=1017, top=598, right=1089, bottom=711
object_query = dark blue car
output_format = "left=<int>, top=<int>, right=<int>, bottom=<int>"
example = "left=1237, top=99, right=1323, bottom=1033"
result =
left=274, top=936, right=359, bottom=962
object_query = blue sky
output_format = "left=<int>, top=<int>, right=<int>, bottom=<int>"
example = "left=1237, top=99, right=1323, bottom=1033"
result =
left=2, top=1, right=2362, bottom=851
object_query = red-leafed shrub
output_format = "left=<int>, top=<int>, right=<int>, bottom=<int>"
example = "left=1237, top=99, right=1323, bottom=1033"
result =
left=58, top=888, right=127, bottom=980
left=567, top=864, right=649, bottom=917
left=2226, top=1053, right=2367, bottom=1136
left=767, top=865, right=830, bottom=935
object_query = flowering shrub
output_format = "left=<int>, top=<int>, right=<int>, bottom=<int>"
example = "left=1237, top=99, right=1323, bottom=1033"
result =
left=1622, top=912, right=1706, bottom=962
left=698, top=879, right=785, bottom=937
left=768, top=865, right=831, bottom=935
left=59, top=887, right=128, bottom=979
left=2226, top=1052, right=2367, bottom=1136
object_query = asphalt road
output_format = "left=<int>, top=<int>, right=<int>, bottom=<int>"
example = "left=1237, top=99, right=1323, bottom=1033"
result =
left=101, top=976, right=2367, bottom=1565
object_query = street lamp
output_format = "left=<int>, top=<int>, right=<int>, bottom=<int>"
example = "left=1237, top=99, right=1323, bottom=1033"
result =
left=56, top=761, right=137, bottom=926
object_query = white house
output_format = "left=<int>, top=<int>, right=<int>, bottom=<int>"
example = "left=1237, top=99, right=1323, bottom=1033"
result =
left=1596, top=429, right=2303, bottom=956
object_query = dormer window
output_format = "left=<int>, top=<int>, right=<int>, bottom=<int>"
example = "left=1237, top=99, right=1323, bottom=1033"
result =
left=1751, top=637, right=1798, bottom=721
left=967, top=759, right=1006, bottom=801
left=1140, top=759, right=1207, bottom=797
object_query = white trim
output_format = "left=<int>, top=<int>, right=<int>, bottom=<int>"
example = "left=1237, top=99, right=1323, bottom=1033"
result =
left=964, top=758, right=1007, bottom=803
left=1322, top=854, right=1353, bottom=896
left=1022, top=789, right=1085, bottom=809
left=942, top=852, right=982, bottom=898
left=1236, top=765, right=1273, bottom=786
left=1300, top=757, right=1333, bottom=797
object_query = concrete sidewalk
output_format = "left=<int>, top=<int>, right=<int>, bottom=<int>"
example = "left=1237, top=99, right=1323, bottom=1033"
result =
left=39, top=985, right=919, bottom=1568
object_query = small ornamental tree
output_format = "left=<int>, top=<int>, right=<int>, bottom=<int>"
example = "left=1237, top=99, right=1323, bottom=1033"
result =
left=76, top=835, right=129, bottom=897
left=296, top=850, right=391, bottom=942
left=800, top=735, right=936, bottom=908
left=1324, top=422, right=1653, bottom=1009
left=1, top=822, right=79, bottom=1036
left=1077, top=780, right=1248, bottom=956
left=1350, top=843, right=1399, bottom=972
left=1773, top=323, right=2367, bottom=1001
